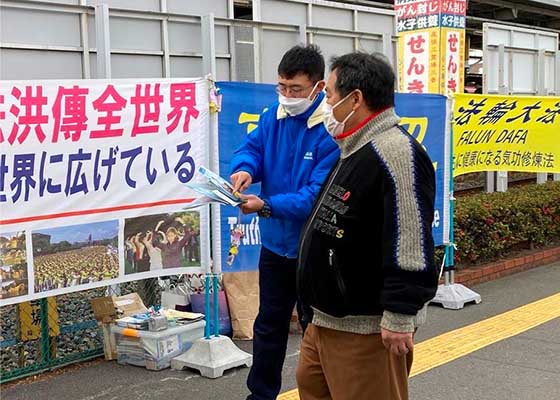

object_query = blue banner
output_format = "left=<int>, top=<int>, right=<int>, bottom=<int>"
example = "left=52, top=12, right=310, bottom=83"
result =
left=395, top=93, right=449, bottom=248
left=216, top=82, right=277, bottom=272
left=217, top=82, right=449, bottom=271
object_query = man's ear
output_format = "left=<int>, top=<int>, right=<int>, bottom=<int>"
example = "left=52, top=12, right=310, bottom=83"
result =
left=310, top=80, right=326, bottom=101
left=353, top=90, right=365, bottom=110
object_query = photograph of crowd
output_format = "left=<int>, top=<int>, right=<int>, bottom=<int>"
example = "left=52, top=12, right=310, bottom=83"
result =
left=0, top=231, right=29, bottom=299
left=32, top=221, right=119, bottom=292
left=124, top=211, right=201, bottom=275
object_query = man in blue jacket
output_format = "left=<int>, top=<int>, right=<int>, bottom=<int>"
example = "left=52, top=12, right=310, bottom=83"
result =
left=230, top=44, right=339, bottom=400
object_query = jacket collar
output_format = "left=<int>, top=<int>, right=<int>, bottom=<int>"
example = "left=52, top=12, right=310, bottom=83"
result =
left=276, top=91, right=326, bottom=129
left=335, top=108, right=401, bottom=159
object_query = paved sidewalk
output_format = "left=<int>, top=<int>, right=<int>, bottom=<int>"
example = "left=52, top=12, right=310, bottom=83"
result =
left=2, top=262, right=559, bottom=400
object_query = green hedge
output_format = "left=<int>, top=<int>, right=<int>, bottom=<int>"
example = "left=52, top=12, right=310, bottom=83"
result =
left=453, top=181, right=560, bottom=265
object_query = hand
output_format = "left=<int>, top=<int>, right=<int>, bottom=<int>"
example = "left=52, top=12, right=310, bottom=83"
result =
left=240, top=194, right=264, bottom=215
left=381, top=328, right=414, bottom=356
left=231, top=171, right=252, bottom=193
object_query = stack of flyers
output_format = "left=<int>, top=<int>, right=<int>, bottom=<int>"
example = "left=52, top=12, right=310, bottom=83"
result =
left=162, top=309, right=205, bottom=324
left=115, top=314, right=150, bottom=330
left=187, top=166, right=247, bottom=207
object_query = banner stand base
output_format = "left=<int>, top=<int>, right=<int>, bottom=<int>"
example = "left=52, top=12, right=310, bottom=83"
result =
left=171, top=335, right=252, bottom=379
left=431, top=283, right=482, bottom=310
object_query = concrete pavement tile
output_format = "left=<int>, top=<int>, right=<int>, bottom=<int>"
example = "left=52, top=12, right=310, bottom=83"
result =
left=410, top=353, right=560, bottom=400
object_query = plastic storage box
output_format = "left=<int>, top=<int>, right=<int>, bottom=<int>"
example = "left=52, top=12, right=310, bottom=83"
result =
left=112, top=320, right=205, bottom=370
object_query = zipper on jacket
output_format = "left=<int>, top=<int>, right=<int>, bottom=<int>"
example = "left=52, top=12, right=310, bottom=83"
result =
left=329, top=248, right=349, bottom=306
left=298, top=160, right=342, bottom=262
left=297, top=160, right=342, bottom=318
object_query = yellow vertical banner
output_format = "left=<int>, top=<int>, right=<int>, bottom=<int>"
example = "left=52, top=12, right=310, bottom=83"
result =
left=395, top=0, right=467, bottom=95
left=440, top=27, right=466, bottom=95
left=428, top=28, right=441, bottom=93
left=398, top=28, right=440, bottom=93
left=453, top=93, right=560, bottom=176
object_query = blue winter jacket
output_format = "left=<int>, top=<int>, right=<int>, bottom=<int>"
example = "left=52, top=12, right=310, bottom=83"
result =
left=230, top=92, right=340, bottom=258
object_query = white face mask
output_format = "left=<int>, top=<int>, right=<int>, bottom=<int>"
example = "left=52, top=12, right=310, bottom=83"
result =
left=278, top=82, right=320, bottom=116
left=322, top=91, right=355, bottom=137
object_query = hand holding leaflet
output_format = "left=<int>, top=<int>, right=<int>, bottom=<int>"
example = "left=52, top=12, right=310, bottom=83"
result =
left=186, top=166, right=248, bottom=207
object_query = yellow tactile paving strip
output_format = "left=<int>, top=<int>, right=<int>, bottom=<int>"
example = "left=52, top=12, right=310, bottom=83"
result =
left=278, top=389, right=303, bottom=400
left=278, top=292, right=560, bottom=400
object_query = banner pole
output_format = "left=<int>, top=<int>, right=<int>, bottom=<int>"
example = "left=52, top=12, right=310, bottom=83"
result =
left=446, top=103, right=456, bottom=284
left=213, top=274, right=219, bottom=337
left=169, top=30, right=253, bottom=375
left=204, top=274, right=211, bottom=339
left=431, top=96, right=481, bottom=309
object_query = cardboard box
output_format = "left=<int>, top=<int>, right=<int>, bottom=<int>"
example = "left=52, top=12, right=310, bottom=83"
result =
left=91, top=297, right=117, bottom=324
left=113, top=293, right=148, bottom=317
left=91, top=293, right=148, bottom=323
left=90, top=293, right=148, bottom=360
left=101, top=323, right=117, bottom=360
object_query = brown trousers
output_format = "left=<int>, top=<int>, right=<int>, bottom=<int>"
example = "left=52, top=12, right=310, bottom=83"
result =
left=296, top=324, right=413, bottom=400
